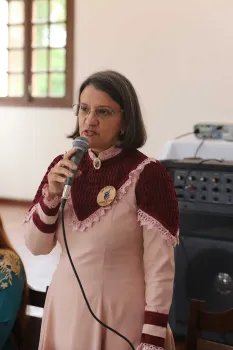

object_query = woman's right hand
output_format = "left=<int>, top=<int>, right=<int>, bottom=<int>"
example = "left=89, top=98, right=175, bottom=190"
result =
left=47, top=148, right=80, bottom=197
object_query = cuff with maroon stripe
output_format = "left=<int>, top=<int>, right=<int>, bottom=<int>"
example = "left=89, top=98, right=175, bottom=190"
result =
left=32, top=185, right=61, bottom=234
left=141, top=311, right=169, bottom=349
left=39, top=194, right=60, bottom=217
left=32, top=211, right=58, bottom=234
left=41, top=184, right=61, bottom=213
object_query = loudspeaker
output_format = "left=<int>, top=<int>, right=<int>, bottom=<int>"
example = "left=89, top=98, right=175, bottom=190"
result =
left=169, top=212, right=233, bottom=344
left=160, top=159, right=233, bottom=345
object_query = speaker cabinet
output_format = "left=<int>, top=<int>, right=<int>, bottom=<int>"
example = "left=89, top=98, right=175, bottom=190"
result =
left=169, top=212, right=233, bottom=345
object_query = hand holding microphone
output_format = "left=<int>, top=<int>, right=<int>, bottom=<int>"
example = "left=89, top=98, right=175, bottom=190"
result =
left=47, top=148, right=79, bottom=198
left=47, top=137, right=89, bottom=203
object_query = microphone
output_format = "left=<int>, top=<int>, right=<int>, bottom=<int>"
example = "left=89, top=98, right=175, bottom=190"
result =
left=61, top=136, right=89, bottom=208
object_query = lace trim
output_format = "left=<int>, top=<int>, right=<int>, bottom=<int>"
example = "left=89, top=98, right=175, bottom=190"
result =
left=68, top=157, right=156, bottom=231
left=88, top=147, right=122, bottom=161
left=141, top=344, right=163, bottom=350
left=138, top=209, right=179, bottom=247
left=0, top=249, right=21, bottom=289
left=24, top=184, right=60, bottom=223
left=42, top=184, right=61, bottom=208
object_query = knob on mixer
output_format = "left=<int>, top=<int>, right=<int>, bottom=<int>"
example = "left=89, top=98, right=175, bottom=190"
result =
left=200, top=177, right=207, bottom=182
left=212, top=187, right=219, bottom=192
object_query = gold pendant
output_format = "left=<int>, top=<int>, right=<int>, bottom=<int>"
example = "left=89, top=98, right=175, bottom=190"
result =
left=93, top=157, right=101, bottom=170
left=97, top=186, right=116, bottom=207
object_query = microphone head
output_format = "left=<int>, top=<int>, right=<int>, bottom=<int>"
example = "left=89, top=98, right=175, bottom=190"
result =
left=72, top=136, right=89, bottom=153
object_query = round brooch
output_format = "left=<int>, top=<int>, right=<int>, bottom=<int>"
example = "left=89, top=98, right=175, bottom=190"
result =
left=97, top=186, right=116, bottom=207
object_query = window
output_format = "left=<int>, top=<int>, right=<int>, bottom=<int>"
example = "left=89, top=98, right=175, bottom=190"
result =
left=0, top=0, right=74, bottom=107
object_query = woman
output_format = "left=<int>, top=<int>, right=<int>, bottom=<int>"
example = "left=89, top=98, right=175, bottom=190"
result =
left=0, top=216, right=27, bottom=350
left=24, top=70, right=179, bottom=350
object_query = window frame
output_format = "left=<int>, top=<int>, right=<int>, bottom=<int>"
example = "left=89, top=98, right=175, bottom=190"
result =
left=0, top=0, right=74, bottom=108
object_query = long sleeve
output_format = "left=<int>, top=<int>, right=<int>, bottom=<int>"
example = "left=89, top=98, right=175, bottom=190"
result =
left=0, top=250, right=25, bottom=350
left=136, top=161, right=179, bottom=350
left=24, top=155, right=63, bottom=256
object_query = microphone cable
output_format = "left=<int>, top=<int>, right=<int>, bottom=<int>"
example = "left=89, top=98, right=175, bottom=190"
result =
left=60, top=203, right=135, bottom=350
left=193, top=138, right=205, bottom=158
left=174, top=129, right=200, bottom=140
left=174, top=131, right=194, bottom=139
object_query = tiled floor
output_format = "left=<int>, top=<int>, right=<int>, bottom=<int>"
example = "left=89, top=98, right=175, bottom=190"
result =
left=0, top=201, right=186, bottom=349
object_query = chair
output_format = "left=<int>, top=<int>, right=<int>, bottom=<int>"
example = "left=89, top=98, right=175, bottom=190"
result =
left=28, top=286, right=48, bottom=308
left=22, top=286, right=48, bottom=350
left=186, top=300, right=233, bottom=350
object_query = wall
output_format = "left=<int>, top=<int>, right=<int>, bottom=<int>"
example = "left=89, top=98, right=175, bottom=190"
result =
left=1, top=0, right=233, bottom=200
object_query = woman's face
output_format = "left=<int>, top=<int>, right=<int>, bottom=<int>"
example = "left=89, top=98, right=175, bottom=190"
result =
left=78, top=85, right=124, bottom=153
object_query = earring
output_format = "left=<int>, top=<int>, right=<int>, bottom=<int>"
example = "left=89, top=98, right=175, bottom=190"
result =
left=120, top=130, right=125, bottom=136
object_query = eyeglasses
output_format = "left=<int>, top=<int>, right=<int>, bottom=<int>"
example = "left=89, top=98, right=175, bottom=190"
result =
left=72, top=104, right=124, bottom=118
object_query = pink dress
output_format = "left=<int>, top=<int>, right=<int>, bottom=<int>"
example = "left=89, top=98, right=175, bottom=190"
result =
left=24, top=148, right=179, bottom=350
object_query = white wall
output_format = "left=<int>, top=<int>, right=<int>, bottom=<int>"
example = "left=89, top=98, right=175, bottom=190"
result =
left=1, top=0, right=233, bottom=200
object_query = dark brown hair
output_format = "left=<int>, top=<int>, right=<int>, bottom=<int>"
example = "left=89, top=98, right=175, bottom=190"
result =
left=69, top=70, right=147, bottom=149
left=0, top=215, right=28, bottom=349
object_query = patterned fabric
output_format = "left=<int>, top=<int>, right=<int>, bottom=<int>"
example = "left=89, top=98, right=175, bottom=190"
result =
left=88, top=147, right=122, bottom=162
left=28, top=154, right=63, bottom=210
left=24, top=155, right=62, bottom=234
left=71, top=149, right=147, bottom=221
left=66, top=157, right=154, bottom=232
left=136, top=161, right=179, bottom=240
left=137, top=210, right=178, bottom=247
left=25, top=149, right=150, bottom=229
left=25, top=149, right=179, bottom=239
left=138, top=344, right=163, bottom=350
left=24, top=185, right=60, bottom=234
left=0, top=249, right=25, bottom=350
left=0, top=250, right=21, bottom=290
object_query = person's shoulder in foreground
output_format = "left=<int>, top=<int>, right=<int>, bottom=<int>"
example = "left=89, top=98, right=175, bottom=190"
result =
left=0, top=249, right=26, bottom=350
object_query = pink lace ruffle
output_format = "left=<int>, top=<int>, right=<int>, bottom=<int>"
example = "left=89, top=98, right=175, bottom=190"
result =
left=68, top=157, right=156, bottom=232
left=67, top=198, right=112, bottom=232
left=88, top=147, right=122, bottom=162
left=137, top=344, right=163, bottom=350
left=138, top=209, right=179, bottom=247
left=142, top=344, right=163, bottom=350
left=41, top=185, right=61, bottom=208
left=24, top=185, right=60, bottom=223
